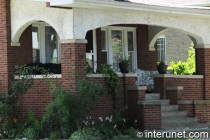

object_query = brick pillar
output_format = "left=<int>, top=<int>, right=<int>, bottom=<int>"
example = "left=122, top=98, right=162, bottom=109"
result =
left=137, top=25, right=157, bottom=71
left=61, top=40, right=87, bottom=93
left=196, top=46, right=210, bottom=99
left=0, top=0, right=10, bottom=92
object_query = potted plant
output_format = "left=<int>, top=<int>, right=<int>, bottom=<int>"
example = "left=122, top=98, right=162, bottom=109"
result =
left=119, top=58, right=130, bottom=73
left=157, top=60, right=168, bottom=74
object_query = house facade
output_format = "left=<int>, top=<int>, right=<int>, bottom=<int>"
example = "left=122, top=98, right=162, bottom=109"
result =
left=1, top=0, right=210, bottom=130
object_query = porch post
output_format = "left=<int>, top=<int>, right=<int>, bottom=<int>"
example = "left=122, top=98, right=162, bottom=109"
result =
left=195, top=45, right=210, bottom=100
left=61, top=39, right=87, bottom=93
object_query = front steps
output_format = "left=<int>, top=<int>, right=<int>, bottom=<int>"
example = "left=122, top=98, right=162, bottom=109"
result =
left=145, top=93, right=209, bottom=131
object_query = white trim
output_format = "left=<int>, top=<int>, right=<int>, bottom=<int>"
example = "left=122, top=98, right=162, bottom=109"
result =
left=153, top=74, right=203, bottom=78
left=166, top=86, right=184, bottom=90
left=149, top=47, right=156, bottom=51
left=128, top=86, right=147, bottom=90
left=48, top=0, right=210, bottom=18
left=195, top=44, right=210, bottom=49
left=11, top=42, right=21, bottom=46
left=93, top=29, right=97, bottom=72
left=60, top=39, right=88, bottom=43
left=86, top=73, right=137, bottom=78
left=14, top=74, right=62, bottom=79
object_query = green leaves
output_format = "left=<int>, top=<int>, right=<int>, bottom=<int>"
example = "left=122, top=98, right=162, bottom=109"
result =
left=168, top=45, right=195, bottom=75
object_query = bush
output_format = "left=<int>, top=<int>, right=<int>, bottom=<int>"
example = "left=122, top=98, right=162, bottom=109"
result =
left=168, top=45, right=195, bottom=75
left=42, top=79, right=104, bottom=138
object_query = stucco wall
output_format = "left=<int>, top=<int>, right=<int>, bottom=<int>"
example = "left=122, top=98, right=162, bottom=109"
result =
left=11, top=0, right=73, bottom=44
left=73, top=8, right=208, bottom=45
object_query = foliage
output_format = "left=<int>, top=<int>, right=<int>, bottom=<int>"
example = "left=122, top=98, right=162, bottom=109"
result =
left=86, top=61, right=94, bottom=74
left=42, top=78, right=104, bottom=139
left=168, top=46, right=195, bottom=75
left=119, top=58, right=129, bottom=65
left=70, top=127, right=103, bottom=140
left=121, top=127, right=138, bottom=137
left=157, top=60, right=166, bottom=65
left=70, top=108, right=138, bottom=140
left=0, top=65, right=45, bottom=139
left=96, top=64, right=120, bottom=109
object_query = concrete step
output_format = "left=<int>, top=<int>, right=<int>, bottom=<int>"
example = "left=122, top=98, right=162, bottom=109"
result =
left=162, top=117, right=197, bottom=125
left=162, top=111, right=187, bottom=118
left=161, top=105, right=178, bottom=112
left=145, top=93, right=160, bottom=100
left=138, top=100, right=170, bottom=106
left=162, top=122, right=209, bottom=131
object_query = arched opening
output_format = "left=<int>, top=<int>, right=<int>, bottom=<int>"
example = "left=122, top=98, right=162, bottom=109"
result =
left=84, top=24, right=200, bottom=73
left=17, top=21, right=62, bottom=74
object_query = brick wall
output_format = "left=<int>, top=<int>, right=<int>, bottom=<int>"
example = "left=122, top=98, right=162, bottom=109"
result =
left=136, top=25, right=157, bottom=71
left=164, top=29, right=192, bottom=64
left=8, top=26, right=33, bottom=86
left=195, top=104, right=210, bottom=124
left=138, top=105, right=161, bottom=130
left=154, top=77, right=204, bottom=100
left=18, top=78, right=61, bottom=120
left=87, top=76, right=136, bottom=119
left=0, top=0, right=10, bottom=92
left=179, top=104, right=195, bottom=117
left=196, top=48, right=210, bottom=100
left=127, top=89, right=146, bottom=126
left=61, top=43, right=86, bottom=92
left=166, top=90, right=182, bottom=105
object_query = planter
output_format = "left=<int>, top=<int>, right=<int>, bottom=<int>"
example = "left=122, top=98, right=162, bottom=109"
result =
left=119, top=63, right=130, bottom=73
left=157, top=65, right=168, bottom=74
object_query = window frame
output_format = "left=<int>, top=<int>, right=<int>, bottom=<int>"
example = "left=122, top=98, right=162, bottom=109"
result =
left=157, top=35, right=166, bottom=63
left=101, top=26, right=137, bottom=72
left=32, top=22, right=61, bottom=64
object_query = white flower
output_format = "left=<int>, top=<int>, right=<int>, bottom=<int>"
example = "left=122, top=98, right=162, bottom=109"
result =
left=86, top=117, right=89, bottom=119
left=135, top=120, right=137, bottom=123
left=110, top=115, right=113, bottom=120
left=109, top=119, right=112, bottom=122
left=114, top=125, right=117, bottom=128
left=92, top=121, right=94, bottom=125
left=89, top=116, right=91, bottom=119
left=85, top=121, right=88, bottom=125
left=99, top=117, right=102, bottom=120
left=106, top=116, right=109, bottom=120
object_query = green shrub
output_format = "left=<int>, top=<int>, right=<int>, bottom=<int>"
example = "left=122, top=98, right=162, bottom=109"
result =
left=70, top=127, right=103, bottom=140
left=42, top=79, right=104, bottom=139
left=168, top=45, right=195, bottom=75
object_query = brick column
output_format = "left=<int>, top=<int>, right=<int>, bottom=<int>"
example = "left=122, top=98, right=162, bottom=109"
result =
left=196, top=46, right=210, bottom=99
left=61, top=39, right=87, bottom=93
left=0, top=0, right=11, bottom=92
left=137, top=25, right=157, bottom=71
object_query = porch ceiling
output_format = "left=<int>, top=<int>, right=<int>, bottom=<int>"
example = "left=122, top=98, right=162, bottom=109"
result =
left=34, top=0, right=210, bottom=18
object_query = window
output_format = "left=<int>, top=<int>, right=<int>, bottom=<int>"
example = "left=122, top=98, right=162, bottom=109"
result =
left=157, top=36, right=166, bottom=62
left=101, top=26, right=137, bottom=72
left=32, top=22, right=60, bottom=64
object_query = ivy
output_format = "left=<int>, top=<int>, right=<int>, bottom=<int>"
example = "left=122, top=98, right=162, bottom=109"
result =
left=96, top=64, right=120, bottom=110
